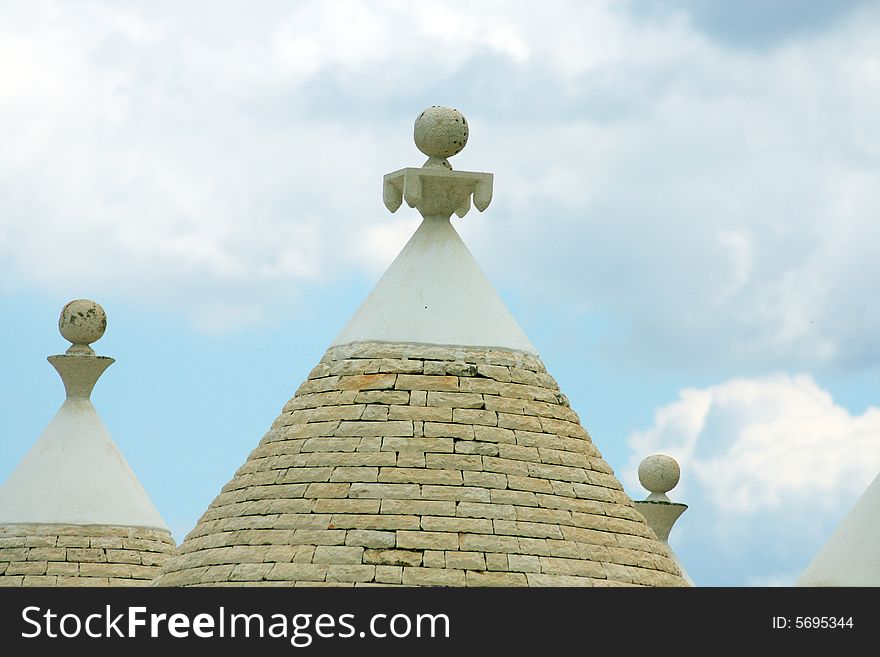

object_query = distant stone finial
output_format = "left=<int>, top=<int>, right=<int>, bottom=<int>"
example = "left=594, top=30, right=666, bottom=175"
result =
left=414, top=106, right=469, bottom=170
left=634, top=454, right=693, bottom=584
left=383, top=106, right=492, bottom=220
left=50, top=299, right=114, bottom=400
left=59, top=299, right=107, bottom=355
left=638, top=453, right=681, bottom=502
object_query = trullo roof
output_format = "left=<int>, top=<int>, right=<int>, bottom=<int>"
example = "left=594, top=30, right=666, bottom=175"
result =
left=0, top=300, right=175, bottom=586
left=155, top=107, right=687, bottom=587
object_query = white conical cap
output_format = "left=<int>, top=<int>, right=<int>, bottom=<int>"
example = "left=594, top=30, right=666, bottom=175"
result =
left=796, top=472, right=880, bottom=586
left=332, top=216, right=537, bottom=354
left=0, top=300, right=168, bottom=531
left=333, top=106, right=536, bottom=355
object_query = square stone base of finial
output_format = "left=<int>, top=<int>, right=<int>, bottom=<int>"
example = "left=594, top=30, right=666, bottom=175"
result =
left=384, top=167, right=493, bottom=219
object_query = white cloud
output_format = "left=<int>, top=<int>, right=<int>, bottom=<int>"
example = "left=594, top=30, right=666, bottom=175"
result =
left=626, top=374, right=880, bottom=585
left=0, top=0, right=878, bottom=371
left=627, top=374, right=880, bottom=514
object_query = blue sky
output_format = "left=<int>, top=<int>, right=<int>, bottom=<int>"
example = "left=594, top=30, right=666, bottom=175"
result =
left=1, top=0, right=879, bottom=586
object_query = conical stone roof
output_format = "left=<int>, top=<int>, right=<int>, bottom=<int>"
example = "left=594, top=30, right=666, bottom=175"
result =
left=0, top=300, right=175, bottom=587
left=155, top=107, right=686, bottom=587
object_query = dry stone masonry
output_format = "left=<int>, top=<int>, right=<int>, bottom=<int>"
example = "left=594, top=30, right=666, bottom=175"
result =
left=155, top=107, right=688, bottom=587
left=0, top=524, right=175, bottom=587
left=155, top=343, right=685, bottom=587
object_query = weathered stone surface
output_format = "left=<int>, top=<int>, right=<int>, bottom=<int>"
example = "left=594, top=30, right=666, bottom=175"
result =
left=153, top=343, right=686, bottom=588
left=0, top=524, right=175, bottom=587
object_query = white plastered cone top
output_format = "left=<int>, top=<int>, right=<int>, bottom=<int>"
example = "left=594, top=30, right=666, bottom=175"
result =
left=796, top=472, right=880, bottom=586
left=0, top=353, right=168, bottom=531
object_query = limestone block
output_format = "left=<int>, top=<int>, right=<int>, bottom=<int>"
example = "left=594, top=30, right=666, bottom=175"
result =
left=465, top=571, right=527, bottom=587
left=420, top=485, right=491, bottom=502
left=423, top=550, right=445, bottom=568
left=105, top=549, right=142, bottom=564
left=388, top=405, right=452, bottom=422
left=507, top=554, right=541, bottom=573
left=525, top=573, right=592, bottom=587
left=395, top=375, right=459, bottom=392
left=454, top=441, right=499, bottom=456
left=378, top=467, right=463, bottom=486
left=326, top=565, right=376, bottom=582
left=396, top=531, right=459, bottom=551
left=559, top=526, right=618, bottom=546
left=291, top=530, right=346, bottom=546
left=312, top=546, right=365, bottom=565
left=423, top=361, right=446, bottom=375
left=426, top=392, right=484, bottom=408
left=349, top=483, right=421, bottom=499
left=493, top=520, right=563, bottom=540
left=335, top=421, right=413, bottom=437
left=497, top=413, right=543, bottom=432
left=452, top=408, right=497, bottom=426
left=337, top=373, right=397, bottom=391
left=490, top=489, right=538, bottom=507
left=515, top=507, right=572, bottom=525
left=540, top=556, right=605, bottom=578
left=421, top=516, right=493, bottom=535
left=46, top=562, right=79, bottom=576
left=475, top=364, right=511, bottom=382
left=7, top=561, right=48, bottom=576
left=281, top=467, right=333, bottom=483
left=301, top=437, right=362, bottom=452
left=401, top=567, right=465, bottom=587
left=345, top=530, right=396, bottom=549
left=381, top=436, right=454, bottom=452
left=439, top=552, right=481, bottom=572
left=423, top=422, right=474, bottom=440
left=482, top=456, right=530, bottom=476
left=313, top=499, right=381, bottom=514
left=425, top=454, right=482, bottom=471
left=484, top=552, right=509, bottom=571
left=472, top=425, right=515, bottom=444
left=457, top=502, right=516, bottom=520
left=375, top=565, right=403, bottom=583
left=363, top=549, right=423, bottom=567
left=355, top=390, right=411, bottom=405
left=361, top=405, right=390, bottom=421
left=396, top=452, right=425, bottom=467
left=304, top=482, right=351, bottom=498
left=329, top=515, right=420, bottom=531
left=462, top=471, right=507, bottom=489
left=381, top=500, right=456, bottom=516
left=266, top=563, right=328, bottom=582
left=67, top=548, right=107, bottom=563
left=330, top=466, right=379, bottom=483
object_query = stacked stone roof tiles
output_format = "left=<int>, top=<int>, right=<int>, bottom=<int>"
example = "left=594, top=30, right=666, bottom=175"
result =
left=155, top=107, right=688, bottom=587
left=155, top=343, right=685, bottom=587
left=0, top=525, right=175, bottom=587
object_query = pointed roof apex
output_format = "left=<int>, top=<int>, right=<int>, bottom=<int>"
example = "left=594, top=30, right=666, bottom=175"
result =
left=0, top=299, right=168, bottom=530
left=334, top=107, right=535, bottom=354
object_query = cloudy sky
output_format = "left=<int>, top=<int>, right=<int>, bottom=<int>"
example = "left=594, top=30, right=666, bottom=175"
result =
left=2, top=0, right=878, bottom=587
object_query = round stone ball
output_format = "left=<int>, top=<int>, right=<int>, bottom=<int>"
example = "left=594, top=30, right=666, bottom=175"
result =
left=638, top=454, right=681, bottom=495
left=59, top=299, right=107, bottom=347
left=414, top=106, right=469, bottom=159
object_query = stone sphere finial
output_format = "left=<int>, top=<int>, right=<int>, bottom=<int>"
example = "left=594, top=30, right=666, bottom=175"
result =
left=638, top=454, right=681, bottom=502
left=414, top=106, right=469, bottom=169
left=59, top=299, right=107, bottom=355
